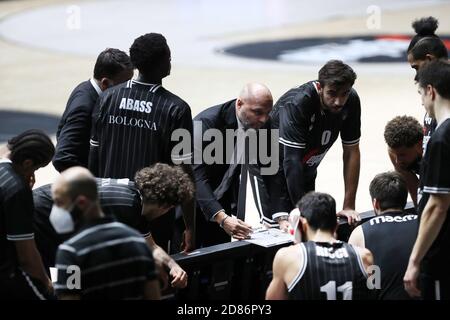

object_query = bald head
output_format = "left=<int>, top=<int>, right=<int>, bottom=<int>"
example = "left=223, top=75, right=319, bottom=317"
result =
left=236, top=83, right=273, bottom=129
left=53, top=167, right=98, bottom=202
left=239, top=83, right=273, bottom=104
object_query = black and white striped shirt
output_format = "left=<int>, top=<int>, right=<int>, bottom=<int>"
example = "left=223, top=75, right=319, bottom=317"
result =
left=288, top=241, right=370, bottom=300
left=0, top=159, right=35, bottom=274
left=55, top=216, right=156, bottom=299
left=33, top=178, right=150, bottom=269
left=89, top=79, right=193, bottom=179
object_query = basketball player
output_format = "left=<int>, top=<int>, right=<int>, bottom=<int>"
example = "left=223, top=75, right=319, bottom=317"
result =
left=404, top=60, right=450, bottom=300
left=266, top=192, right=373, bottom=300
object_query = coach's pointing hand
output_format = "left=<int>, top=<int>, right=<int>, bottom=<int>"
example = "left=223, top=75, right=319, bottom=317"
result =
left=216, top=213, right=252, bottom=240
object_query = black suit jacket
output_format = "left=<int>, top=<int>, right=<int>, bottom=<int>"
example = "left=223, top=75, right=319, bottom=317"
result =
left=193, top=99, right=292, bottom=225
left=53, top=80, right=99, bottom=172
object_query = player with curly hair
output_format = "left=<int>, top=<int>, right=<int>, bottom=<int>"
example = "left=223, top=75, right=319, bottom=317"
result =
left=135, top=163, right=195, bottom=221
left=384, top=115, right=423, bottom=206
left=32, top=163, right=194, bottom=289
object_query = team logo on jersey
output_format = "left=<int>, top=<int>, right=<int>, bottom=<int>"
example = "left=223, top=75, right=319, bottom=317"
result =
left=369, top=214, right=417, bottom=225
left=303, top=148, right=329, bottom=167
left=221, top=35, right=450, bottom=63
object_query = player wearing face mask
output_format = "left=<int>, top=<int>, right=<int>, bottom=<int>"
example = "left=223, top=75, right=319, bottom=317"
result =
left=50, top=167, right=160, bottom=300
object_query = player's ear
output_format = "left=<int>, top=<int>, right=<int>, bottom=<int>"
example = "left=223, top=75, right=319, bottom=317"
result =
left=235, top=98, right=243, bottom=111
left=299, top=217, right=308, bottom=237
left=372, top=198, right=380, bottom=213
left=425, top=53, right=435, bottom=61
left=21, top=159, right=34, bottom=170
left=430, top=85, right=437, bottom=101
left=99, top=77, right=112, bottom=91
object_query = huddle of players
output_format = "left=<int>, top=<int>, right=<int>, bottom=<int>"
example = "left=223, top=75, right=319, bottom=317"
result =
left=267, top=16, right=450, bottom=301
left=1, top=16, right=448, bottom=300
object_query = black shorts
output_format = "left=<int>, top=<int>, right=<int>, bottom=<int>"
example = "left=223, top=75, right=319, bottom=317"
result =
left=0, top=268, right=55, bottom=300
left=420, top=273, right=450, bottom=300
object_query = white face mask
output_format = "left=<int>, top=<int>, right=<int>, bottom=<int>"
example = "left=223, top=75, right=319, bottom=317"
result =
left=49, top=204, right=75, bottom=234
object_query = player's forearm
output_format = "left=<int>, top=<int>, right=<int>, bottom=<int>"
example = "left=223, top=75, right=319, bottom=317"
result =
left=409, top=195, right=449, bottom=265
left=152, top=244, right=178, bottom=270
left=17, top=242, right=51, bottom=286
left=342, top=147, right=360, bottom=209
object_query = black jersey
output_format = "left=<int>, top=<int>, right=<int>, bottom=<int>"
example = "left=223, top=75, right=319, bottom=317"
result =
left=362, top=211, right=418, bottom=299
left=33, top=178, right=149, bottom=268
left=271, top=81, right=361, bottom=173
left=422, top=113, right=437, bottom=153
left=288, top=241, right=369, bottom=300
left=0, top=160, right=34, bottom=274
left=418, top=118, right=450, bottom=278
left=89, top=79, right=193, bottom=179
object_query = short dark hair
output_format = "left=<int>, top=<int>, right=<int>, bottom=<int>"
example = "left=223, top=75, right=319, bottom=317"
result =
left=318, top=60, right=357, bottom=88
left=296, top=192, right=337, bottom=232
left=407, top=16, right=441, bottom=52
left=135, top=163, right=194, bottom=206
left=417, top=60, right=450, bottom=100
left=93, top=48, right=133, bottom=80
left=7, top=129, right=55, bottom=167
left=369, top=172, right=407, bottom=211
left=409, top=37, right=448, bottom=61
left=129, top=33, right=171, bottom=79
left=384, top=116, right=423, bottom=148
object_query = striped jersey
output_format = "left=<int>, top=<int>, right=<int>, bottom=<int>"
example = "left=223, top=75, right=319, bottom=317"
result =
left=89, top=79, right=193, bottom=179
left=55, top=216, right=156, bottom=299
left=271, top=81, right=361, bottom=173
left=33, top=178, right=150, bottom=269
left=288, top=241, right=369, bottom=300
left=0, top=159, right=34, bottom=274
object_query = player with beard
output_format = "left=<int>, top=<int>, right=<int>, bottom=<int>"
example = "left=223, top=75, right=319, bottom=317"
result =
left=271, top=60, right=361, bottom=223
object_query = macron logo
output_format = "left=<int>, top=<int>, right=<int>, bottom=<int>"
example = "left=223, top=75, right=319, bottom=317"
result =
left=369, top=214, right=417, bottom=225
